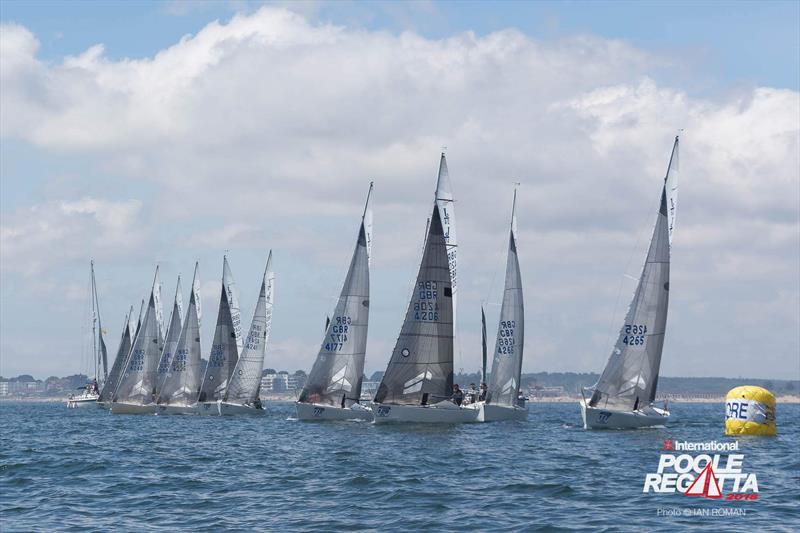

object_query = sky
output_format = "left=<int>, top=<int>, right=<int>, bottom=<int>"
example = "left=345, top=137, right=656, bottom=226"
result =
left=0, top=0, right=798, bottom=380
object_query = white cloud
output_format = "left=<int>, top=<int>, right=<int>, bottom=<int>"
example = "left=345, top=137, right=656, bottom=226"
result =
left=0, top=7, right=797, bottom=379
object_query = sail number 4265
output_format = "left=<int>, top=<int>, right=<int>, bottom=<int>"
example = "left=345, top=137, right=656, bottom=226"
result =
left=623, top=324, right=647, bottom=346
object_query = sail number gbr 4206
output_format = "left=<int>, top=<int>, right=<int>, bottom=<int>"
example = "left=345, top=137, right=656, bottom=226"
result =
left=414, top=281, right=441, bottom=321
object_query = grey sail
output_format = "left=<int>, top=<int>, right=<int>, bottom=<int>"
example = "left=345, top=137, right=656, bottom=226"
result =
left=375, top=204, right=453, bottom=405
left=487, top=191, right=525, bottom=406
left=155, top=277, right=184, bottom=396
left=158, top=263, right=203, bottom=406
left=198, top=258, right=241, bottom=402
left=91, top=262, right=109, bottom=383
left=113, top=268, right=164, bottom=404
left=98, top=306, right=133, bottom=402
left=224, top=253, right=275, bottom=404
left=133, top=298, right=145, bottom=338
left=300, top=188, right=371, bottom=406
left=589, top=137, right=679, bottom=409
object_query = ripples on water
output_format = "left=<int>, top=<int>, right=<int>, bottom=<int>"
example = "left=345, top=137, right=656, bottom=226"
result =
left=1, top=402, right=798, bottom=531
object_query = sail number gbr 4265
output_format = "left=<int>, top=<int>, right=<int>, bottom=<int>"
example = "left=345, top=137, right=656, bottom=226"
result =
left=623, top=324, right=648, bottom=346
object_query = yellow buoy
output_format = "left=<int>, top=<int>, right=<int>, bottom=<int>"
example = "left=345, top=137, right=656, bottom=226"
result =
left=725, top=385, right=776, bottom=436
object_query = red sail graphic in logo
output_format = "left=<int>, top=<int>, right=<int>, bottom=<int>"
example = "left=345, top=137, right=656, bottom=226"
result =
left=684, top=463, right=722, bottom=498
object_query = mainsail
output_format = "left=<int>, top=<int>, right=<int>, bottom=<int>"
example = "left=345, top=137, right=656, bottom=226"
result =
left=589, top=136, right=680, bottom=409
left=158, top=263, right=203, bottom=405
left=435, top=154, right=458, bottom=358
left=300, top=184, right=372, bottom=406
left=113, top=267, right=165, bottom=404
left=90, top=261, right=109, bottom=383
left=198, top=257, right=242, bottom=402
left=224, top=252, right=275, bottom=404
left=98, top=306, right=133, bottom=402
left=375, top=204, right=453, bottom=405
left=155, top=276, right=184, bottom=395
left=487, top=190, right=525, bottom=406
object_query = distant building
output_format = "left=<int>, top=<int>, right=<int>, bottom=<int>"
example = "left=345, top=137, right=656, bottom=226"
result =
left=0, top=381, right=8, bottom=396
left=360, top=381, right=379, bottom=401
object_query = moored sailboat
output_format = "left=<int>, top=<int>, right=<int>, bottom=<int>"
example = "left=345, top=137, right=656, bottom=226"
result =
left=218, top=252, right=274, bottom=415
left=296, top=184, right=373, bottom=421
left=581, top=136, right=680, bottom=429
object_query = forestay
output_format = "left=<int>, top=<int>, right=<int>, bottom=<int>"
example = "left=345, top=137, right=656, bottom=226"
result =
left=487, top=191, right=525, bottom=406
left=155, top=277, right=184, bottom=395
left=589, top=137, right=679, bottom=410
left=300, top=184, right=372, bottom=406
left=158, top=263, right=203, bottom=406
left=375, top=204, right=453, bottom=405
left=98, top=307, right=133, bottom=402
left=113, top=268, right=164, bottom=404
left=224, top=252, right=274, bottom=405
left=198, top=257, right=241, bottom=402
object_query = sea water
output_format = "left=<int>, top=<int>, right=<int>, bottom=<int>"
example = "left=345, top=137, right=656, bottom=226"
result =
left=1, top=402, right=798, bottom=531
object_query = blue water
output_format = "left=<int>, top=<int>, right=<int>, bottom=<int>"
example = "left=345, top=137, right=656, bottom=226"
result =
left=1, top=402, right=798, bottom=531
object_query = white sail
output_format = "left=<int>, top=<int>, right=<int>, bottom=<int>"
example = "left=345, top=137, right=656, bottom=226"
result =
left=90, top=261, right=109, bottom=383
left=487, top=190, right=525, bottom=406
left=224, top=253, right=274, bottom=405
left=589, top=137, right=679, bottom=410
left=155, top=276, right=184, bottom=395
left=665, top=137, right=679, bottom=246
left=153, top=267, right=165, bottom=342
left=300, top=185, right=371, bottom=406
left=435, top=153, right=459, bottom=372
left=159, top=263, right=203, bottom=406
left=223, top=255, right=243, bottom=355
left=363, top=182, right=374, bottom=265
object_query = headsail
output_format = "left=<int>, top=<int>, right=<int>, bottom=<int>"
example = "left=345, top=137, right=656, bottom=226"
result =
left=98, top=306, right=133, bottom=402
left=158, top=263, right=203, bottom=406
left=375, top=204, right=453, bottom=405
left=113, top=267, right=164, bottom=404
left=224, top=253, right=275, bottom=404
left=589, top=137, right=679, bottom=409
left=155, top=276, right=184, bottom=395
left=487, top=190, right=525, bottom=406
left=300, top=184, right=372, bottom=406
left=198, top=257, right=241, bottom=402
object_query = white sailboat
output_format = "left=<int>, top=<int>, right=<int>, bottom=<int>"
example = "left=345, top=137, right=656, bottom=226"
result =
left=373, top=177, right=473, bottom=423
left=67, top=261, right=107, bottom=408
left=296, top=184, right=373, bottom=421
left=97, top=305, right=134, bottom=408
left=581, top=136, right=680, bottom=429
left=110, top=267, right=165, bottom=415
left=156, top=263, right=203, bottom=415
left=470, top=189, right=527, bottom=422
left=195, top=256, right=243, bottom=415
left=218, top=252, right=275, bottom=415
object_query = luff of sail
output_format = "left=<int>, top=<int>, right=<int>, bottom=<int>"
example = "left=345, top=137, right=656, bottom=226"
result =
left=155, top=276, right=184, bottom=395
left=158, top=263, right=203, bottom=406
left=589, top=137, right=679, bottom=409
left=300, top=185, right=372, bottom=406
left=98, top=306, right=133, bottom=402
left=198, top=258, right=241, bottom=402
left=375, top=204, right=453, bottom=405
left=487, top=190, right=525, bottom=406
left=224, top=253, right=275, bottom=404
left=113, top=267, right=164, bottom=404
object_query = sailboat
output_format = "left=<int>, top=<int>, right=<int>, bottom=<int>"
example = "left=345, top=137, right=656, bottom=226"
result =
left=154, top=276, right=184, bottom=401
left=581, top=136, right=679, bottom=429
left=296, top=184, right=373, bottom=421
left=97, top=305, right=134, bottom=408
left=195, top=256, right=243, bottom=415
left=67, top=261, right=108, bottom=408
left=218, top=252, right=275, bottom=415
left=156, top=263, right=204, bottom=415
left=110, top=267, right=165, bottom=414
left=373, top=179, right=473, bottom=423
left=470, top=190, right=527, bottom=422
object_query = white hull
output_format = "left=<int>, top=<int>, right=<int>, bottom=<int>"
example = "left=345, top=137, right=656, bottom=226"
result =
left=194, top=402, right=222, bottom=416
left=472, top=402, right=528, bottom=422
left=66, top=395, right=100, bottom=408
left=218, top=402, right=266, bottom=416
left=110, top=402, right=155, bottom=415
left=580, top=400, right=669, bottom=429
left=295, top=402, right=373, bottom=421
left=372, top=401, right=478, bottom=424
left=154, top=403, right=198, bottom=415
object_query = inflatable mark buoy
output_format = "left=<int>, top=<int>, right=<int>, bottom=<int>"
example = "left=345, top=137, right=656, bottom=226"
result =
left=725, top=385, right=776, bottom=436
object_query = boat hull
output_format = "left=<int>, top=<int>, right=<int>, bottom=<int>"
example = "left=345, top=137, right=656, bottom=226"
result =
left=66, top=395, right=100, bottom=409
left=580, top=400, right=669, bottom=429
left=472, top=402, right=528, bottom=422
left=295, top=402, right=373, bottom=421
left=218, top=402, right=266, bottom=416
left=194, top=402, right=222, bottom=415
left=372, top=402, right=478, bottom=424
left=154, top=403, right=198, bottom=415
left=109, top=402, right=155, bottom=415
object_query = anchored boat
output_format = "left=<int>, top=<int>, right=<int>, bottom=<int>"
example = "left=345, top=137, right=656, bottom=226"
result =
left=296, top=184, right=373, bottom=421
left=581, top=136, right=680, bottom=429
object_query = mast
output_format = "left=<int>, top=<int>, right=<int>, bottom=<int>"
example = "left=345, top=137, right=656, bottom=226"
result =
left=91, top=261, right=98, bottom=381
left=481, top=306, right=487, bottom=383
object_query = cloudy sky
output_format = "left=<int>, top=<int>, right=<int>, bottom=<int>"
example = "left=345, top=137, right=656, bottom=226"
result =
left=1, top=0, right=798, bottom=381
